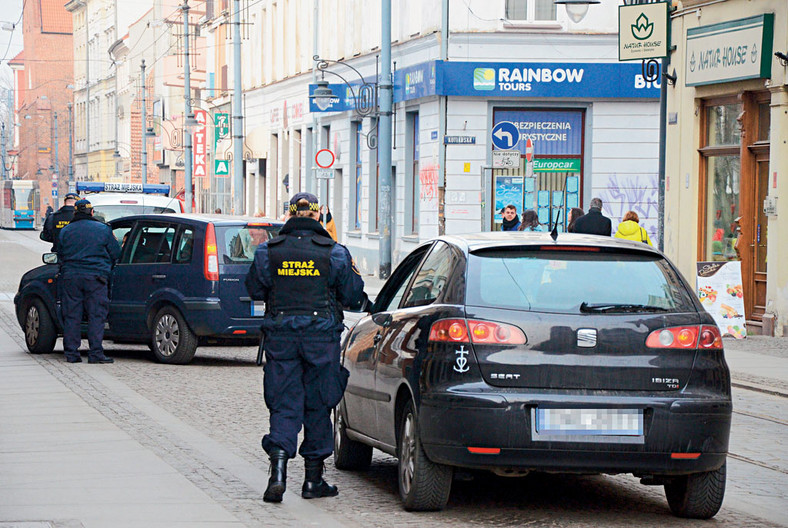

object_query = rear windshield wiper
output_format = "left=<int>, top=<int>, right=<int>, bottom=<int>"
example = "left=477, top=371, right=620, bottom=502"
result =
left=579, top=302, right=671, bottom=313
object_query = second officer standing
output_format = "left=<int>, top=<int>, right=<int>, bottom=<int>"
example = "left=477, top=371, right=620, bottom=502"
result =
left=245, top=192, right=367, bottom=503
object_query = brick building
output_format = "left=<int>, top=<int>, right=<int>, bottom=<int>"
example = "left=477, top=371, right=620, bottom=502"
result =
left=12, top=0, right=73, bottom=212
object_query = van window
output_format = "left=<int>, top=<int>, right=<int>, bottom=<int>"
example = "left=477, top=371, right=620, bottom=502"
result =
left=216, top=224, right=282, bottom=264
left=173, top=228, right=195, bottom=264
left=128, top=225, right=177, bottom=264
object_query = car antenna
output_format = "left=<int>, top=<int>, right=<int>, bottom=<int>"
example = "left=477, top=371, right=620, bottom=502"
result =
left=550, top=210, right=561, bottom=241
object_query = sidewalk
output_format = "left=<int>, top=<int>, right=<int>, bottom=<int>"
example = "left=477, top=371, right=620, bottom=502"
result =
left=0, top=325, right=244, bottom=528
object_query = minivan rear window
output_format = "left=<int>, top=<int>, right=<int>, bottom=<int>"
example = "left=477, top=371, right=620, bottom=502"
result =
left=466, top=249, right=696, bottom=314
left=217, top=225, right=282, bottom=264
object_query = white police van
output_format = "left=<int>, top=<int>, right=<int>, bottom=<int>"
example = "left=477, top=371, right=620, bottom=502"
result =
left=76, top=182, right=183, bottom=222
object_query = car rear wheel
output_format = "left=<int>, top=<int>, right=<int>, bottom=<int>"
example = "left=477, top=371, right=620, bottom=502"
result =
left=24, top=298, right=57, bottom=354
left=333, top=404, right=373, bottom=470
left=150, top=306, right=197, bottom=364
left=397, top=400, right=452, bottom=511
left=664, top=462, right=726, bottom=519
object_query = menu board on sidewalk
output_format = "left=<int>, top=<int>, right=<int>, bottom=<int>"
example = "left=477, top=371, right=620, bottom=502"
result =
left=696, top=261, right=747, bottom=339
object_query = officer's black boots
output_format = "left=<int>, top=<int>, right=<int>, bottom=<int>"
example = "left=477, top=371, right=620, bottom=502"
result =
left=263, top=448, right=288, bottom=503
left=301, top=458, right=338, bottom=499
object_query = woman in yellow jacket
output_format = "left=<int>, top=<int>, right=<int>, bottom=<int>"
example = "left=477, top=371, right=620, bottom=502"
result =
left=614, top=211, right=652, bottom=246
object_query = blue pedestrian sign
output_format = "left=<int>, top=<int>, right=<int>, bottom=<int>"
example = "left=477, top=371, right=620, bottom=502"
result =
left=52, top=188, right=58, bottom=198
left=491, top=121, right=520, bottom=151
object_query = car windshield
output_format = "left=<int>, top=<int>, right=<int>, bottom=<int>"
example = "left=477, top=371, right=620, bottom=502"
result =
left=466, top=248, right=696, bottom=314
left=92, top=205, right=177, bottom=223
left=216, top=224, right=282, bottom=264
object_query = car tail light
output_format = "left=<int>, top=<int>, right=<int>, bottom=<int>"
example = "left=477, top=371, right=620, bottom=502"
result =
left=204, top=222, right=219, bottom=281
left=429, top=319, right=526, bottom=345
left=645, top=325, right=722, bottom=349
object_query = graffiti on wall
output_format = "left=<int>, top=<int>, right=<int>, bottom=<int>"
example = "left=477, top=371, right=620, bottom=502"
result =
left=599, top=173, right=659, bottom=234
left=419, top=165, right=439, bottom=205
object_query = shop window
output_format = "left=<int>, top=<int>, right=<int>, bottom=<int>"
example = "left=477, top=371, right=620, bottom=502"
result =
left=701, top=102, right=741, bottom=262
left=757, top=102, right=770, bottom=142
left=505, top=0, right=557, bottom=21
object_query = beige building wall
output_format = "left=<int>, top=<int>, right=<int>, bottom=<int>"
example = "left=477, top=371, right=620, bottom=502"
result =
left=665, top=0, right=788, bottom=335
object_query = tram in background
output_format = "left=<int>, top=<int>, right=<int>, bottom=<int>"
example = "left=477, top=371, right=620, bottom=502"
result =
left=0, top=180, right=40, bottom=230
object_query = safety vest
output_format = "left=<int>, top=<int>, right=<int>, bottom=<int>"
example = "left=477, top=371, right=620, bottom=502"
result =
left=266, top=233, right=341, bottom=320
left=49, top=206, right=75, bottom=252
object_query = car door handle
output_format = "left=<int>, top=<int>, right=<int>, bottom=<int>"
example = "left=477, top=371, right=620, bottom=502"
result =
left=152, top=274, right=167, bottom=280
left=373, top=333, right=382, bottom=344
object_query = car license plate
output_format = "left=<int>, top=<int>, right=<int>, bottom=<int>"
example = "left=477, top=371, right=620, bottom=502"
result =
left=535, top=408, right=643, bottom=436
left=251, top=301, right=265, bottom=317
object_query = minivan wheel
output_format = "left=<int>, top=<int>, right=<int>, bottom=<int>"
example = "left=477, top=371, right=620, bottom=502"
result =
left=333, top=404, right=373, bottom=470
left=24, top=298, right=57, bottom=354
left=397, top=400, right=452, bottom=511
left=664, top=462, right=726, bottom=519
left=150, top=306, right=197, bottom=364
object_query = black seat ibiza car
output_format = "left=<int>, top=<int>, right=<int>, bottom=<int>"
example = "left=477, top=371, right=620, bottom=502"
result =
left=334, top=232, right=731, bottom=518
left=15, top=214, right=282, bottom=364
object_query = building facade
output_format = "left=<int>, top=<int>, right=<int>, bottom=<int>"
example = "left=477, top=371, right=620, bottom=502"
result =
left=665, top=0, right=787, bottom=336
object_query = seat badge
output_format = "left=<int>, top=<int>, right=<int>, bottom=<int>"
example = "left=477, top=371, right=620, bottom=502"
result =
left=454, top=346, right=470, bottom=373
left=577, top=329, right=597, bottom=348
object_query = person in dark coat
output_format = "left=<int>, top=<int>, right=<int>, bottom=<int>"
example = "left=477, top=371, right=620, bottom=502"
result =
left=245, top=192, right=368, bottom=503
left=567, top=207, right=585, bottom=233
left=501, top=204, right=521, bottom=231
left=40, top=192, right=79, bottom=253
left=572, top=197, right=612, bottom=236
left=58, top=199, right=121, bottom=364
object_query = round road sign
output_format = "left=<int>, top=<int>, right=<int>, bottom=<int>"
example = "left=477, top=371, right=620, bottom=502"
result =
left=315, top=149, right=335, bottom=169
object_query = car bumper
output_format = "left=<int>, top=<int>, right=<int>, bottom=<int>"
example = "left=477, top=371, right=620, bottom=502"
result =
left=183, top=300, right=262, bottom=337
left=418, top=390, right=731, bottom=476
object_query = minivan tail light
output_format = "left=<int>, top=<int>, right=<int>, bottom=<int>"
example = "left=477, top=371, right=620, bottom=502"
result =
left=429, top=319, right=526, bottom=345
left=645, top=325, right=722, bottom=350
left=204, top=222, right=219, bottom=281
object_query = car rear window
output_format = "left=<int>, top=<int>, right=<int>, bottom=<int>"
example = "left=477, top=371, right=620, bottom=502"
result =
left=93, top=205, right=177, bottom=222
left=217, top=224, right=282, bottom=264
left=466, top=248, right=696, bottom=314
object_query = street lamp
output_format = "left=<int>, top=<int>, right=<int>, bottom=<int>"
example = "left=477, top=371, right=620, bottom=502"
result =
left=553, top=0, right=600, bottom=24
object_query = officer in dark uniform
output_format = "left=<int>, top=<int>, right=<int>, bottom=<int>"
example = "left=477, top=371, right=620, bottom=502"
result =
left=40, top=192, right=79, bottom=253
left=58, top=199, right=121, bottom=364
left=245, top=192, right=368, bottom=503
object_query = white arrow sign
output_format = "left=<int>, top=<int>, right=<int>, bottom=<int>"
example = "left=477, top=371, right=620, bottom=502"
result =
left=493, top=128, right=513, bottom=148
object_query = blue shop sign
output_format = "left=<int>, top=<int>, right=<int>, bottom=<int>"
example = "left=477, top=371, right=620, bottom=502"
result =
left=393, top=61, right=438, bottom=103
left=494, top=109, right=584, bottom=156
left=308, top=83, right=359, bottom=113
left=438, top=61, right=659, bottom=99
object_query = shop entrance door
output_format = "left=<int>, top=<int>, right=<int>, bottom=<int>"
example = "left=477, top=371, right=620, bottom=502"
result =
left=748, top=158, right=769, bottom=323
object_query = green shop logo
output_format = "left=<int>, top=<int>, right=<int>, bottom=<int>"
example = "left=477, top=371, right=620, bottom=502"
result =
left=631, top=13, right=654, bottom=41
left=473, top=68, right=496, bottom=90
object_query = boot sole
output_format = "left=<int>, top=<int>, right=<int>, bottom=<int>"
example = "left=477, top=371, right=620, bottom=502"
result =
left=302, top=489, right=339, bottom=499
left=263, top=482, right=286, bottom=502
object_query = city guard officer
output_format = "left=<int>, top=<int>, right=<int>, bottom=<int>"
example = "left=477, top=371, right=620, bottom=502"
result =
left=245, top=192, right=368, bottom=503
left=58, top=199, right=121, bottom=364
left=40, top=192, right=79, bottom=253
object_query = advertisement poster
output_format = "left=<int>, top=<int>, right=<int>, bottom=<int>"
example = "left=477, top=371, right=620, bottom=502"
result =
left=494, top=176, right=524, bottom=221
left=696, top=261, right=747, bottom=339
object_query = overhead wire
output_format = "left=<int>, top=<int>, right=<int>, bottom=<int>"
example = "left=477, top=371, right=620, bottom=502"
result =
left=0, top=0, right=27, bottom=65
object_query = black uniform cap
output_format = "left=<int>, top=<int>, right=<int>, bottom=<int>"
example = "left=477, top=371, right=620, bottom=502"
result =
left=289, top=192, right=319, bottom=213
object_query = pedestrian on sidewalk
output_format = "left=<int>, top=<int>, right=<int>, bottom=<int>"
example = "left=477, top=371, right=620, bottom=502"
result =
left=501, top=204, right=521, bottom=231
left=58, top=199, right=121, bottom=364
left=572, top=197, right=612, bottom=236
left=614, top=210, right=652, bottom=246
left=245, top=192, right=368, bottom=503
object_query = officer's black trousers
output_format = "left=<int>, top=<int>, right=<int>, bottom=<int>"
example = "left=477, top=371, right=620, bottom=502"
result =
left=62, top=276, right=109, bottom=361
left=261, top=335, right=345, bottom=460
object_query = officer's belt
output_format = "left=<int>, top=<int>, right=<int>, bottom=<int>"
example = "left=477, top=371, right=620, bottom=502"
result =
left=272, top=309, right=334, bottom=319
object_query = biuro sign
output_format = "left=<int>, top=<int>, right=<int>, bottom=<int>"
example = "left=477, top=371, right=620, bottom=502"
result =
left=193, top=109, right=208, bottom=179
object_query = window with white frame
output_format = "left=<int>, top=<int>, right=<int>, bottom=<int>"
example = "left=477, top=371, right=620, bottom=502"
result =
left=505, top=0, right=557, bottom=21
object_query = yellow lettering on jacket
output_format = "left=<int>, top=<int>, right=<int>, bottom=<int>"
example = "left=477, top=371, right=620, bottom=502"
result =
left=277, top=267, right=321, bottom=277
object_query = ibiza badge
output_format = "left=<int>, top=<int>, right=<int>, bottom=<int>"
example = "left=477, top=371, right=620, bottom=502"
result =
left=454, top=346, right=470, bottom=373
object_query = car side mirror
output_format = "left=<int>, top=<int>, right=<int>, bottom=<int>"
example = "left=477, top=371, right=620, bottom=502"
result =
left=42, top=253, right=58, bottom=265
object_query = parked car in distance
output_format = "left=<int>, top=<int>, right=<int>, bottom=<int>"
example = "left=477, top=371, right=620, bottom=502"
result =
left=334, top=232, right=731, bottom=519
left=15, top=214, right=283, bottom=364
left=76, top=182, right=183, bottom=222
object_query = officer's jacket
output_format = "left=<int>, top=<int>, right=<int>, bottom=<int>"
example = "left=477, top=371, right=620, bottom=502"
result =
left=58, top=214, right=121, bottom=278
left=40, top=205, right=75, bottom=252
left=245, top=216, right=366, bottom=336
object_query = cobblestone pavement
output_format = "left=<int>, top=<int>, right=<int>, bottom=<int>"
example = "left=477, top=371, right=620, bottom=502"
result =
left=2, top=228, right=786, bottom=527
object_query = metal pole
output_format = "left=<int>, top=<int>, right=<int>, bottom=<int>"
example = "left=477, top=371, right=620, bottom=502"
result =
left=182, top=1, right=193, bottom=213
left=1, top=122, right=6, bottom=180
left=53, top=112, right=60, bottom=209
left=310, top=0, right=319, bottom=197
left=378, top=0, right=392, bottom=279
left=67, top=103, right=74, bottom=191
left=232, top=0, right=244, bottom=215
left=141, top=59, right=148, bottom=184
left=438, top=0, right=449, bottom=235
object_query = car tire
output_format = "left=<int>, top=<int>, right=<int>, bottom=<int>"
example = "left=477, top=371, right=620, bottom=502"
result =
left=664, top=461, right=726, bottom=519
left=397, top=400, right=453, bottom=511
left=23, top=298, right=57, bottom=354
left=333, top=404, right=373, bottom=470
left=150, top=306, right=198, bottom=365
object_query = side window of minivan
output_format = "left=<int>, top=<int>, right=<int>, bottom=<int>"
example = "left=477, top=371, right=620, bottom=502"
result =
left=128, top=224, right=176, bottom=264
left=173, top=227, right=195, bottom=264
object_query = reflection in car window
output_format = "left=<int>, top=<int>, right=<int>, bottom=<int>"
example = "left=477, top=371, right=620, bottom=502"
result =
left=216, top=225, right=282, bottom=264
left=112, top=225, right=133, bottom=253
left=128, top=225, right=176, bottom=264
left=174, top=227, right=194, bottom=264
left=402, top=242, right=455, bottom=308
left=466, top=250, right=695, bottom=314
